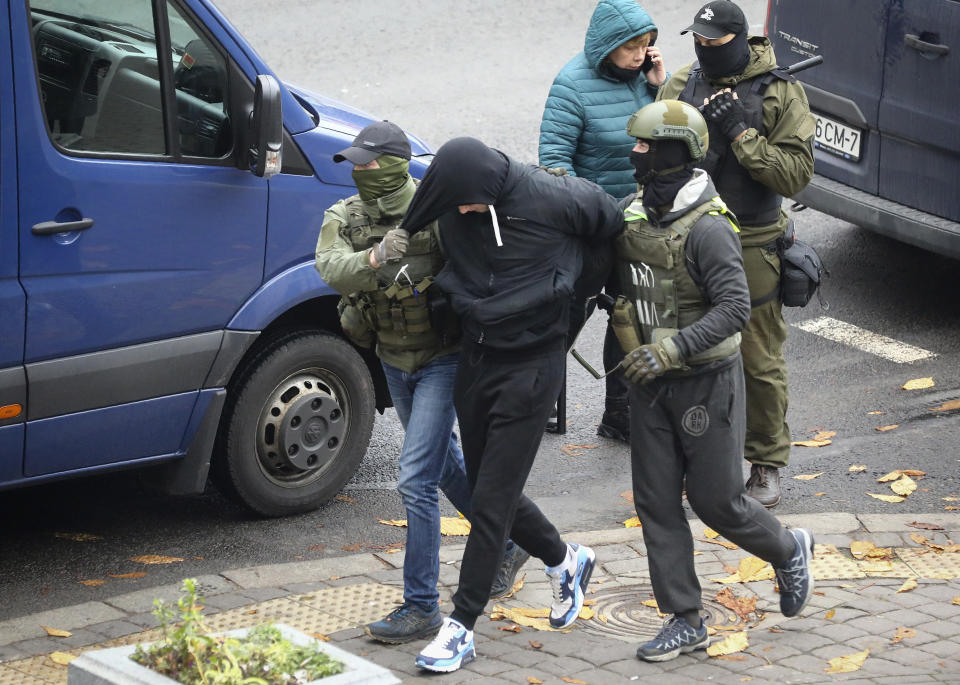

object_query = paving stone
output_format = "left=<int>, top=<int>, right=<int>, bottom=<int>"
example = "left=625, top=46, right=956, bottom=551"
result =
left=871, top=676, right=941, bottom=684
left=917, top=638, right=960, bottom=658
left=919, top=600, right=960, bottom=621
left=85, top=618, right=144, bottom=641
left=200, top=591, right=257, bottom=611
left=847, top=613, right=908, bottom=635
left=914, top=582, right=960, bottom=602
left=124, top=611, right=162, bottom=629
left=495, top=647, right=548, bottom=668
left=460, top=654, right=515, bottom=676
left=813, top=621, right=871, bottom=643
left=883, top=645, right=954, bottom=668
left=601, top=558, right=646, bottom=576
left=914, top=619, right=960, bottom=638
left=859, top=654, right=934, bottom=677
left=529, top=654, right=595, bottom=676
left=0, top=645, right=27, bottom=663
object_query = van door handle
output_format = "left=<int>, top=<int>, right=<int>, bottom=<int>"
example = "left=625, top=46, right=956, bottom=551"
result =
left=905, top=34, right=949, bottom=56
left=31, top=218, right=94, bottom=235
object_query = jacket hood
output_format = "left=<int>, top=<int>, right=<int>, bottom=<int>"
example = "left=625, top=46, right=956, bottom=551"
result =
left=584, top=0, right=657, bottom=70
left=709, top=36, right=778, bottom=86
left=661, top=169, right=716, bottom=222
left=398, top=137, right=509, bottom=234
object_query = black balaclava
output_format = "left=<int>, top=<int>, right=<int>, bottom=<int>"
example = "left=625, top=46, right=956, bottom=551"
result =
left=398, top=137, right=509, bottom=234
left=695, top=31, right=750, bottom=78
left=630, top=139, right=696, bottom=210
left=603, top=62, right=643, bottom=82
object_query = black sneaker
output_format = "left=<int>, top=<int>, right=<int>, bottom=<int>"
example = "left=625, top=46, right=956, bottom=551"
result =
left=636, top=616, right=710, bottom=662
left=775, top=528, right=815, bottom=617
left=597, top=407, right=629, bottom=443
left=365, top=603, right=442, bottom=644
left=545, top=405, right=559, bottom=433
left=489, top=543, right=531, bottom=600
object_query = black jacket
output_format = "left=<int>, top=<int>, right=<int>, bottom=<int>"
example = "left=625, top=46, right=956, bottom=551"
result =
left=399, top=138, right=623, bottom=352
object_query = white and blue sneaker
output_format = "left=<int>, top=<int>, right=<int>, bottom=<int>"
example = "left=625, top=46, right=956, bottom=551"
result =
left=415, top=616, right=476, bottom=673
left=775, top=527, right=815, bottom=617
left=546, top=542, right=596, bottom=628
left=636, top=615, right=709, bottom=662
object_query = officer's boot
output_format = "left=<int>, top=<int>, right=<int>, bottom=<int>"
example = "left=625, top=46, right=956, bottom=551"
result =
left=746, top=464, right=781, bottom=508
left=597, top=396, right=629, bottom=443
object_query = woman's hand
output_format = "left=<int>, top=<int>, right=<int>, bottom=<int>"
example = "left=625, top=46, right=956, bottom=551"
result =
left=645, top=46, right=666, bottom=87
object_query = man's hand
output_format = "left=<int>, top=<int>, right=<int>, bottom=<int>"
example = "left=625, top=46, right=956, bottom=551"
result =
left=371, top=228, right=409, bottom=266
left=538, top=165, right=569, bottom=177
left=702, top=89, right=748, bottom=142
left=623, top=338, right=683, bottom=385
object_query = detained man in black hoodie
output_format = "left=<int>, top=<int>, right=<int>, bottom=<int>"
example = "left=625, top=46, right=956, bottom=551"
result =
left=398, top=137, right=623, bottom=672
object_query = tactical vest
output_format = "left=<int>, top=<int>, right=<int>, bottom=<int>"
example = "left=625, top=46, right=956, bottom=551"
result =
left=613, top=195, right=742, bottom=368
left=679, top=64, right=794, bottom=227
left=340, top=196, right=447, bottom=352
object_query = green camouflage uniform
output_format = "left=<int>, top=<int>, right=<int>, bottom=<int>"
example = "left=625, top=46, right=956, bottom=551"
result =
left=658, top=37, right=816, bottom=468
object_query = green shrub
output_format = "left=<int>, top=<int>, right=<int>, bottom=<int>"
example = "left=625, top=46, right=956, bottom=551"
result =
left=131, top=578, right=345, bottom=684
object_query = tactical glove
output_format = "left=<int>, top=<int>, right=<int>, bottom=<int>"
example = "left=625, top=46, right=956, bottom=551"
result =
left=372, top=228, right=409, bottom=265
left=623, top=338, right=683, bottom=385
left=702, top=91, right=748, bottom=141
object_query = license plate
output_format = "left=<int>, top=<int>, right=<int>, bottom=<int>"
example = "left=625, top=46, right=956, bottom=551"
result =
left=814, top=112, right=862, bottom=161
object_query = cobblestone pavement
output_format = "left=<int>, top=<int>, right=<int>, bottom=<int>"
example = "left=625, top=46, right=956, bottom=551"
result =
left=0, top=512, right=957, bottom=684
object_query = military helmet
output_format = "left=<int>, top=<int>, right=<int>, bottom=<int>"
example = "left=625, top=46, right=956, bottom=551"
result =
left=626, top=100, right=709, bottom=162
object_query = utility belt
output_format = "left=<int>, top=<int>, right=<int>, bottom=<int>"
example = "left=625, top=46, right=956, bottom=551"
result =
left=340, top=278, right=460, bottom=351
left=610, top=295, right=741, bottom=370
left=750, top=219, right=829, bottom=309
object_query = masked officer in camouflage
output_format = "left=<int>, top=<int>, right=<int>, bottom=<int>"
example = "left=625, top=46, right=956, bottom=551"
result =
left=657, top=0, right=816, bottom=507
left=315, top=121, right=529, bottom=645
left=615, top=100, right=814, bottom=662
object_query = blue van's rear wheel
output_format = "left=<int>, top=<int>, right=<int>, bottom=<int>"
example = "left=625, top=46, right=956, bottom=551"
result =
left=215, top=329, right=375, bottom=517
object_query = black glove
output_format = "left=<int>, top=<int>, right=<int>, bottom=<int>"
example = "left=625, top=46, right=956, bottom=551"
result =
left=372, top=228, right=409, bottom=265
left=702, top=91, right=748, bottom=141
left=622, top=338, right=683, bottom=385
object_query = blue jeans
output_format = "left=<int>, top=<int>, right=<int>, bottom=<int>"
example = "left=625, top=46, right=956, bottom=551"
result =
left=382, top=354, right=473, bottom=611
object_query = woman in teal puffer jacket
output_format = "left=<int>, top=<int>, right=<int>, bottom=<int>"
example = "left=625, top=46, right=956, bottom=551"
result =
left=539, top=0, right=665, bottom=201
left=539, top=0, right=666, bottom=443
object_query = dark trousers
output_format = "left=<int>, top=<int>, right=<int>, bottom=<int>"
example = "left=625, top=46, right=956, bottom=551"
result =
left=603, top=321, right=629, bottom=403
left=629, top=355, right=795, bottom=615
left=449, top=343, right=568, bottom=628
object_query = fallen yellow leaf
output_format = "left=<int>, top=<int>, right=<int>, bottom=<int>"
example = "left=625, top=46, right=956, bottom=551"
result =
left=107, top=572, right=147, bottom=579
left=309, top=632, right=330, bottom=642
left=714, top=588, right=758, bottom=621
left=334, top=494, right=355, bottom=503
left=825, top=609, right=836, bottom=619
left=490, top=605, right=564, bottom=631
left=932, top=399, right=960, bottom=412
left=901, top=377, right=934, bottom=391
left=579, top=606, right=595, bottom=620
left=875, top=424, right=899, bottom=432
left=791, top=439, right=832, bottom=447
left=79, top=579, right=106, bottom=587
left=952, top=597, right=960, bottom=605
left=713, top=557, right=775, bottom=584
left=700, top=538, right=739, bottom=550
left=378, top=518, right=407, bottom=527
left=440, top=517, right=471, bottom=536
left=129, top=555, right=184, bottom=565
left=706, top=631, right=749, bottom=657
left=890, top=475, right=917, bottom=497
left=53, top=532, right=103, bottom=542
left=704, top=527, right=720, bottom=539
left=814, top=492, right=826, bottom=497
left=619, top=490, right=634, bottom=502
left=878, top=469, right=926, bottom=482
left=561, top=678, right=587, bottom=685
left=864, top=546, right=894, bottom=560
left=622, top=516, right=642, bottom=528
left=896, top=578, right=918, bottom=593
left=946, top=506, right=959, bottom=511
left=825, top=648, right=870, bottom=673
left=891, top=627, right=916, bottom=644
left=943, top=496, right=960, bottom=502
left=793, top=472, right=824, bottom=481
left=867, top=493, right=905, bottom=503
left=42, top=626, right=72, bottom=638
left=498, top=573, right=525, bottom=600
left=49, top=652, right=76, bottom=666
left=910, top=533, right=929, bottom=545
left=848, top=465, right=867, bottom=472
left=850, top=541, right=878, bottom=559
left=813, top=430, right=836, bottom=441
left=527, top=678, right=544, bottom=685
left=867, top=410, right=885, bottom=415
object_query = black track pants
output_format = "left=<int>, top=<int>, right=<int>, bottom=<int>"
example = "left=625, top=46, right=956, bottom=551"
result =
left=629, top=355, right=796, bottom=615
left=450, top=344, right=568, bottom=628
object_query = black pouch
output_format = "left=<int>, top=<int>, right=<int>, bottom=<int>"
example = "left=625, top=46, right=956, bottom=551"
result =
left=778, top=221, right=829, bottom=308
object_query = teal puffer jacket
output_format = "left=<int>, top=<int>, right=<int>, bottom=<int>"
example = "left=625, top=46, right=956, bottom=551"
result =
left=539, top=0, right=659, bottom=200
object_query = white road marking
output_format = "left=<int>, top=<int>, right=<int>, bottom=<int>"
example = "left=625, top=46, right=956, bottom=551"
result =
left=793, top=316, right=936, bottom=363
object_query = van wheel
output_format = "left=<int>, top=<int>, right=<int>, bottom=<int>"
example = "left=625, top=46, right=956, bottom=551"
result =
left=216, top=330, right=374, bottom=517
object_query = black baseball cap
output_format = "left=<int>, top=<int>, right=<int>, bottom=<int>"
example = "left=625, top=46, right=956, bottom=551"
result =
left=681, top=1, right=747, bottom=39
left=333, top=120, right=411, bottom=164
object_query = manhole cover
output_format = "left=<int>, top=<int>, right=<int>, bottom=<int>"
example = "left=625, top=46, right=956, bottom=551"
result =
left=579, top=584, right=749, bottom=642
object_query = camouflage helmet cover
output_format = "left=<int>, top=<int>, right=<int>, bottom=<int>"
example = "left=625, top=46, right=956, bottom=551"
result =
left=626, top=99, right=709, bottom=162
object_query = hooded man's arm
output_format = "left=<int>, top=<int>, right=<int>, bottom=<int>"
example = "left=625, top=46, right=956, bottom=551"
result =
left=558, top=177, right=625, bottom=241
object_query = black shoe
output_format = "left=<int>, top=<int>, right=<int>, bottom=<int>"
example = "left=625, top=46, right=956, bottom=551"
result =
left=489, top=543, right=531, bottom=599
left=597, top=408, right=629, bottom=443
left=636, top=615, right=710, bottom=662
left=365, top=603, right=442, bottom=644
left=545, top=405, right=559, bottom=434
left=746, top=464, right=781, bottom=508
left=775, top=528, right=815, bottom=617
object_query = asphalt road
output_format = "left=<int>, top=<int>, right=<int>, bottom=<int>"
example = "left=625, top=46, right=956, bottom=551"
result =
left=1, top=0, right=958, bottom=623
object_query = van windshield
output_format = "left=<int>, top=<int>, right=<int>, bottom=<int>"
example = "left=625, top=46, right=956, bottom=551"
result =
left=31, top=0, right=193, bottom=52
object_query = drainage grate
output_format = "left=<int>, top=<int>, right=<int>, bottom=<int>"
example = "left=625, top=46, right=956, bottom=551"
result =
left=578, top=584, right=751, bottom=643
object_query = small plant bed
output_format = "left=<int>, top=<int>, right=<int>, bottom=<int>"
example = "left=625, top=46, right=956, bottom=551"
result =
left=131, top=579, right=344, bottom=685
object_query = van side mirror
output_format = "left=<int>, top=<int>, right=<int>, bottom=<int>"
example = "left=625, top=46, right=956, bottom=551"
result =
left=249, top=75, right=283, bottom=178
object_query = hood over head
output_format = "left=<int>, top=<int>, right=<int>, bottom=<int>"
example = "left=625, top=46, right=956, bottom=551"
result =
left=584, top=0, right=658, bottom=71
left=398, top=137, right=509, bottom=234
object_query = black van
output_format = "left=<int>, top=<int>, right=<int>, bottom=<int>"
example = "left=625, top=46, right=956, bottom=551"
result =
left=765, top=0, right=960, bottom=259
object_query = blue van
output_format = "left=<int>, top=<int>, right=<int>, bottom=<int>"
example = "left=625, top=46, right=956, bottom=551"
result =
left=765, top=0, right=960, bottom=259
left=0, top=0, right=430, bottom=516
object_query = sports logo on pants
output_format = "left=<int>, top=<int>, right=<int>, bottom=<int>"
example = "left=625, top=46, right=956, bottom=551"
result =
left=681, top=405, right=709, bottom=437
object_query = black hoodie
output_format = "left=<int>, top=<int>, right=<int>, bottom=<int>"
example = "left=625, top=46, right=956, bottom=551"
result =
left=400, top=137, right=624, bottom=352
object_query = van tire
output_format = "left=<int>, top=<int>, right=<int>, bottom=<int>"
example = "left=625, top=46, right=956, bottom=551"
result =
left=215, top=329, right=375, bottom=517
